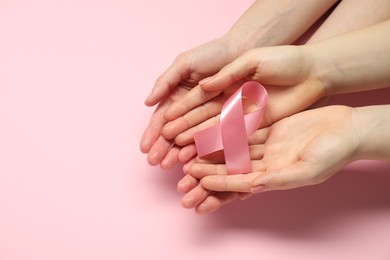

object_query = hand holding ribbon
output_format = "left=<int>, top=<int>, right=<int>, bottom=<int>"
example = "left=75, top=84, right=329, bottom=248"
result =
left=194, top=81, right=268, bottom=174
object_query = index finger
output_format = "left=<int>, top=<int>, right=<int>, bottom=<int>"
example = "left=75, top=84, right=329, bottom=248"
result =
left=164, top=85, right=221, bottom=121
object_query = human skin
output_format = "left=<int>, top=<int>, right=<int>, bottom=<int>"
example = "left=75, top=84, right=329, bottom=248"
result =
left=187, top=105, right=390, bottom=215
left=174, top=19, right=390, bottom=214
left=142, top=0, right=390, bottom=170
left=140, top=0, right=338, bottom=168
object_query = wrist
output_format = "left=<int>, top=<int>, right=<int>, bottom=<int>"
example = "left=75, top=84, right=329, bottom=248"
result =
left=305, top=44, right=336, bottom=97
left=222, top=31, right=257, bottom=61
left=352, top=105, right=390, bottom=160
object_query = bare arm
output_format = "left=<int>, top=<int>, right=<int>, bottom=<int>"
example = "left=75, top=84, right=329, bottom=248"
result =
left=355, top=105, right=390, bottom=160
left=308, top=20, right=390, bottom=95
left=145, top=0, right=337, bottom=106
left=225, top=0, right=338, bottom=50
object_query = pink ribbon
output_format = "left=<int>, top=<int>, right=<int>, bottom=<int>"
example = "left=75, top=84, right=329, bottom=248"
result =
left=194, top=81, right=268, bottom=174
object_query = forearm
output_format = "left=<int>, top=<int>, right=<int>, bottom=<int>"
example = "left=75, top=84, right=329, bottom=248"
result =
left=224, top=0, right=337, bottom=56
left=307, top=20, right=390, bottom=95
left=354, top=105, right=390, bottom=160
left=308, top=0, right=390, bottom=43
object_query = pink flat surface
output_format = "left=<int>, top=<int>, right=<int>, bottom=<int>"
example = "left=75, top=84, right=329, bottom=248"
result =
left=1, top=1, right=390, bottom=259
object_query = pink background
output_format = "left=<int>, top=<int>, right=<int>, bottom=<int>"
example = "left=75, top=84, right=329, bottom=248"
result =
left=1, top=1, right=390, bottom=259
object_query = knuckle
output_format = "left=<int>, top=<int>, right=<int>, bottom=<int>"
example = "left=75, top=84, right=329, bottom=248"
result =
left=175, top=52, right=189, bottom=66
left=199, top=105, right=210, bottom=119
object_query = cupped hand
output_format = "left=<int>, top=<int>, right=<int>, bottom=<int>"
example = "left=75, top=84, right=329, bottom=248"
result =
left=140, top=37, right=241, bottom=168
left=184, top=105, right=362, bottom=214
left=161, top=45, right=327, bottom=148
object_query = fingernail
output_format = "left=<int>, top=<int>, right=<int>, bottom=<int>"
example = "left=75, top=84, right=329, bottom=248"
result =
left=250, top=185, right=265, bottom=194
left=196, top=203, right=210, bottom=215
left=199, top=76, right=215, bottom=85
left=181, top=195, right=195, bottom=209
left=177, top=180, right=189, bottom=193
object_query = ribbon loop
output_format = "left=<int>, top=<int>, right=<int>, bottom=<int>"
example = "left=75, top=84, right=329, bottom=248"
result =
left=194, top=81, right=268, bottom=174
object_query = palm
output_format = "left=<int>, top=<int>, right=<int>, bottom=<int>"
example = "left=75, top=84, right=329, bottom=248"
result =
left=184, top=106, right=359, bottom=214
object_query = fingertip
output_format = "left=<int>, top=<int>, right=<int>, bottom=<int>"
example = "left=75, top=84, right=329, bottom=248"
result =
left=183, top=159, right=196, bottom=174
left=140, top=132, right=153, bottom=154
left=178, top=145, right=196, bottom=163
left=174, top=133, right=193, bottom=147
left=161, top=122, right=177, bottom=141
left=199, top=175, right=218, bottom=190
left=139, top=140, right=151, bottom=154
left=147, top=151, right=161, bottom=166
left=144, top=95, right=157, bottom=107
left=177, top=181, right=187, bottom=193
left=200, top=82, right=217, bottom=92
left=160, top=157, right=176, bottom=170
left=181, top=194, right=196, bottom=209
left=163, top=106, right=177, bottom=122
left=198, top=75, right=218, bottom=90
left=250, top=185, right=266, bottom=194
left=177, top=178, right=196, bottom=193
left=140, top=127, right=161, bottom=154
left=195, top=202, right=215, bottom=215
left=199, top=75, right=225, bottom=92
left=182, top=163, right=190, bottom=175
left=195, top=196, right=220, bottom=215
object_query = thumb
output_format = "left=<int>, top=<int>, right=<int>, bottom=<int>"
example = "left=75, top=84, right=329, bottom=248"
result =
left=199, top=51, right=259, bottom=92
left=145, top=61, right=187, bottom=106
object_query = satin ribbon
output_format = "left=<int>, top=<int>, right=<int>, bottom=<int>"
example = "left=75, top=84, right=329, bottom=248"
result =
left=194, top=81, right=268, bottom=174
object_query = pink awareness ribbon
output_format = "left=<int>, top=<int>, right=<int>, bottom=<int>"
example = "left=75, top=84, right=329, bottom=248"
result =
left=194, top=81, right=268, bottom=174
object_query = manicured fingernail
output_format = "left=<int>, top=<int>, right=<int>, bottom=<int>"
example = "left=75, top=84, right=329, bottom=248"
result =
left=199, top=76, right=215, bottom=85
left=250, top=185, right=265, bottom=194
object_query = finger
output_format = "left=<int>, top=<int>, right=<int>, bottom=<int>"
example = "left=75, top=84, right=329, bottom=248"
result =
left=248, top=127, right=271, bottom=145
left=178, top=144, right=197, bottom=163
left=177, top=174, right=199, bottom=193
left=199, top=51, right=259, bottom=91
left=146, top=136, right=173, bottom=166
left=183, top=157, right=196, bottom=175
left=164, top=85, right=222, bottom=121
left=162, top=94, right=225, bottom=140
left=144, top=58, right=189, bottom=106
left=250, top=162, right=320, bottom=193
left=195, top=192, right=238, bottom=215
left=160, top=145, right=180, bottom=170
left=181, top=184, right=212, bottom=209
left=174, top=115, right=220, bottom=146
left=201, top=172, right=260, bottom=193
left=140, top=102, right=169, bottom=153
left=189, top=163, right=229, bottom=179
left=190, top=160, right=265, bottom=180
left=249, top=144, right=265, bottom=160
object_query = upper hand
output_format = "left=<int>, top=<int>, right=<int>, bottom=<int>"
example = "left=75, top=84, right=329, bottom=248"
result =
left=161, top=45, right=326, bottom=146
